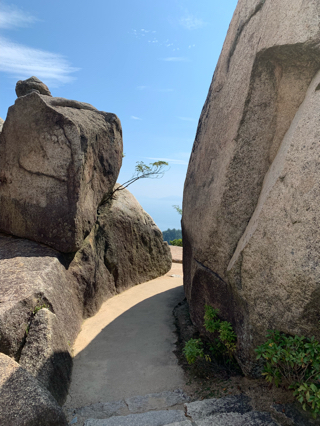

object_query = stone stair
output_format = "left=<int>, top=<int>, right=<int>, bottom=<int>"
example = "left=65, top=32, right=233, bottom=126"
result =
left=65, top=390, right=312, bottom=426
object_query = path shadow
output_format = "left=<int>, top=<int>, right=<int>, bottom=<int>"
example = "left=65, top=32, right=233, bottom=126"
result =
left=68, top=285, right=186, bottom=405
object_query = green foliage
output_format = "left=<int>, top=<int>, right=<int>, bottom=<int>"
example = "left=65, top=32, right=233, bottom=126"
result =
left=204, top=305, right=237, bottom=358
left=183, top=338, right=211, bottom=364
left=162, top=228, right=182, bottom=243
left=170, top=238, right=182, bottom=247
left=255, top=330, right=320, bottom=418
left=172, top=205, right=182, bottom=216
left=33, top=303, right=49, bottom=315
left=183, top=305, right=237, bottom=365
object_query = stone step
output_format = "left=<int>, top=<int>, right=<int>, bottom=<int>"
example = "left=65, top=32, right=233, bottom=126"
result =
left=185, top=395, right=252, bottom=419
left=65, top=390, right=189, bottom=425
left=67, top=393, right=294, bottom=426
left=194, top=411, right=278, bottom=426
left=83, top=410, right=187, bottom=426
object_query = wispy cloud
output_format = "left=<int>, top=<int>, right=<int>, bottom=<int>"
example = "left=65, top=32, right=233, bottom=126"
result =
left=0, top=37, right=78, bottom=85
left=0, top=4, right=37, bottom=29
left=178, top=117, right=196, bottom=122
left=179, top=13, right=206, bottom=30
left=0, top=4, right=78, bottom=86
left=145, top=157, right=188, bottom=165
left=137, top=85, right=148, bottom=90
left=161, top=57, right=189, bottom=62
left=131, top=116, right=142, bottom=120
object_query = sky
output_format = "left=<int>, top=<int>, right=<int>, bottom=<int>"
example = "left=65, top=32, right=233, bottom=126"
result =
left=0, top=0, right=238, bottom=231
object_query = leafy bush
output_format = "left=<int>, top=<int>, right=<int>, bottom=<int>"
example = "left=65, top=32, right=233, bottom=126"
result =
left=204, top=305, right=237, bottom=358
left=255, top=330, right=320, bottom=418
left=183, top=338, right=210, bottom=364
left=183, top=305, right=237, bottom=365
left=170, top=238, right=183, bottom=247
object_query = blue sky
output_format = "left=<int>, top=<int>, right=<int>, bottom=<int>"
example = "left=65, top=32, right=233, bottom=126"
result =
left=0, top=0, right=237, bottom=231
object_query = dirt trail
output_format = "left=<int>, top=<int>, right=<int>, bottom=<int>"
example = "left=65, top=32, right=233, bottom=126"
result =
left=65, top=262, right=186, bottom=411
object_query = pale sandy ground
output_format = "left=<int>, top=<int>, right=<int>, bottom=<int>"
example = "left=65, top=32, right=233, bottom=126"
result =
left=169, top=246, right=182, bottom=263
left=65, top=261, right=186, bottom=411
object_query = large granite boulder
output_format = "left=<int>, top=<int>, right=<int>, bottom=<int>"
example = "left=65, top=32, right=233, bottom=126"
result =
left=0, top=84, right=123, bottom=252
left=0, top=353, right=68, bottom=426
left=19, top=308, right=72, bottom=405
left=182, top=0, right=320, bottom=375
left=70, top=185, right=172, bottom=317
left=0, top=234, right=82, bottom=359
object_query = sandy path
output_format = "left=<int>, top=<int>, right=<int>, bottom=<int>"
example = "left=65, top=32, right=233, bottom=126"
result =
left=65, top=263, right=185, bottom=410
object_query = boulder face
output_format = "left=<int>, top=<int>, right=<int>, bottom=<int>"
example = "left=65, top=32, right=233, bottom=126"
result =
left=16, top=76, right=52, bottom=97
left=0, top=353, right=68, bottom=426
left=70, top=184, right=172, bottom=318
left=19, top=308, right=72, bottom=406
left=0, top=88, right=123, bottom=252
left=0, top=234, right=82, bottom=360
left=182, top=0, right=320, bottom=375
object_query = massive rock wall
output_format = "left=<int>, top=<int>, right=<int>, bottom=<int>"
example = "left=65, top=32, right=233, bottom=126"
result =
left=0, top=78, right=172, bottom=424
left=182, top=0, right=320, bottom=375
left=0, top=91, right=123, bottom=253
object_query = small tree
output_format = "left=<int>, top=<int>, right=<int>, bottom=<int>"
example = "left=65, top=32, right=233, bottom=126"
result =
left=173, top=205, right=182, bottom=216
left=101, top=161, right=169, bottom=204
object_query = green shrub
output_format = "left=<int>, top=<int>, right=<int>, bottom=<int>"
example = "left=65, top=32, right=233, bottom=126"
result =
left=183, top=338, right=210, bottom=364
left=183, top=305, right=237, bottom=365
left=170, top=238, right=183, bottom=247
left=255, top=330, right=320, bottom=418
left=204, top=305, right=237, bottom=358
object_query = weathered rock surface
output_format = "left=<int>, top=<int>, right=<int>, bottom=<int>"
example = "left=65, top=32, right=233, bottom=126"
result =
left=19, top=308, right=72, bottom=405
left=64, top=390, right=189, bottom=424
left=70, top=185, right=172, bottom=317
left=16, top=75, right=52, bottom=97
left=0, top=85, right=123, bottom=252
left=72, top=393, right=286, bottom=426
left=0, top=234, right=82, bottom=359
left=0, top=117, right=4, bottom=132
left=84, top=410, right=187, bottom=426
left=182, top=0, right=320, bottom=374
left=0, top=352, right=68, bottom=426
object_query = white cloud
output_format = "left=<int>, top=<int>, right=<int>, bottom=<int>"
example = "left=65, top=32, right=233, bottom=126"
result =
left=137, top=85, right=148, bottom=90
left=131, top=116, right=142, bottom=120
left=161, top=57, right=189, bottom=62
left=179, top=13, right=206, bottom=30
left=0, top=36, right=79, bottom=85
left=178, top=117, right=196, bottom=122
left=0, top=4, right=37, bottom=29
left=145, top=157, right=188, bottom=165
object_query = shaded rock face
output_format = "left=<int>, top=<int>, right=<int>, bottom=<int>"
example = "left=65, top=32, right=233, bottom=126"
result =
left=19, top=308, right=72, bottom=406
left=70, top=185, right=172, bottom=318
left=0, top=353, right=68, bottom=426
left=0, top=234, right=82, bottom=360
left=16, top=76, right=52, bottom=97
left=0, top=89, right=123, bottom=252
left=182, top=0, right=320, bottom=375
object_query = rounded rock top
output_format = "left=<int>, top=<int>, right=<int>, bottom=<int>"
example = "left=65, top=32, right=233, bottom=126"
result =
left=15, top=76, right=52, bottom=98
